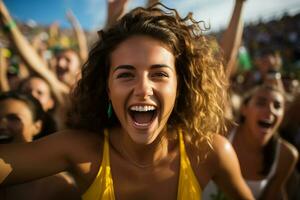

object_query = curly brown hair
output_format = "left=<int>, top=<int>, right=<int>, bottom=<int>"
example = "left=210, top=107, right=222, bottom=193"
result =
left=67, top=3, right=228, bottom=151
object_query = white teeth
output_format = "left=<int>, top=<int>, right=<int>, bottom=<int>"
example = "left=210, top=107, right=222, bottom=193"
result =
left=130, top=105, right=156, bottom=112
left=261, top=119, right=273, bottom=124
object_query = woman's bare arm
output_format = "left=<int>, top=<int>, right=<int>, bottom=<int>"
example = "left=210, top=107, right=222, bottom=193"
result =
left=147, top=0, right=159, bottom=7
left=0, top=1, right=69, bottom=104
left=220, top=0, right=246, bottom=79
left=66, top=9, right=88, bottom=63
left=0, top=48, right=9, bottom=92
left=105, top=0, right=129, bottom=30
left=210, top=135, right=254, bottom=199
left=0, top=131, right=74, bottom=186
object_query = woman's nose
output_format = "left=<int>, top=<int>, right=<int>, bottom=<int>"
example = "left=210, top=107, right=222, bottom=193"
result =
left=264, top=103, right=278, bottom=118
left=133, top=76, right=153, bottom=99
left=57, top=57, right=67, bottom=69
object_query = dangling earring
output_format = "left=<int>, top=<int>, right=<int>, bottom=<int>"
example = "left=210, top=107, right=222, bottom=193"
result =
left=107, top=101, right=113, bottom=118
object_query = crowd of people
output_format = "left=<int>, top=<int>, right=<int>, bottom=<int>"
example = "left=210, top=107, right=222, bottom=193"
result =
left=0, top=0, right=299, bottom=199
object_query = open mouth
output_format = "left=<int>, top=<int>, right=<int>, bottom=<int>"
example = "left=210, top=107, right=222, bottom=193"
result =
left=257, top=120, right=273, bottom=129
left=0, top=133, right=13, bottom=144
left=56, top=68, right=67, bottom=77
left=129, top=105, right=158, bottom=128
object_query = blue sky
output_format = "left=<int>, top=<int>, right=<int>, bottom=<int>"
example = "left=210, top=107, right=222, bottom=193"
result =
left=4, top=0, right=300, bottom=32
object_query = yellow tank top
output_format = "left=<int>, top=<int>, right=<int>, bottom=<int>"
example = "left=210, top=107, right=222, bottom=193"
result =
left=82, top=129, right=201, bottom=200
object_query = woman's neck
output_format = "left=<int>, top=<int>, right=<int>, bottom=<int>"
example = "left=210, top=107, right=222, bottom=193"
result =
left=234, top=125, right=264, bottom=154
left=110, top=127, right=172, bottom=168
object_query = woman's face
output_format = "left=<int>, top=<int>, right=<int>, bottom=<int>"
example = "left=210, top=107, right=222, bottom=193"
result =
left=242, top=88, right=284, bottom=145
left=55, top=50, right=81, bottom=87
left=108, top=35, right=178, bottom=144
left=21, top=77, right=54, bottom=112
left=0, top=99, right=41, bottom=143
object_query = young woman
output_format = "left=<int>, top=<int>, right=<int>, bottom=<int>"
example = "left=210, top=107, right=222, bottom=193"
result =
left=0, top=92, right=44, bottom=144
left=18, top=76, right=55, bottom=113
left=0, top=4, right=254, bottom=199
left=18, top=76, right=58, bottom=137
left=203, top=84, right=299, bottom=200
left=0, top=91, right=80, bottom=199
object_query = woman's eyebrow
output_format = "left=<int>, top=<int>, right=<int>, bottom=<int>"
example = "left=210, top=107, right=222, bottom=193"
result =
left=151, top=64, right=174, bottom=71
left=112, top=64, right=174, bottom=72
left=112, top=65, right=135, bottom=72
left=256, top=96, right=268, bottom=102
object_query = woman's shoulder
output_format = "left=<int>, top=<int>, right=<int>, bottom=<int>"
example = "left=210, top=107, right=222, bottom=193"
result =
left=42, top=128, right=99, bottom=147
left=51, top=129, right=106, bottom=191
left=56, top=129, right=104, bottom=140
left=278, top=138, right=299, bottom=167
left=208, top=134, right=238, bottom=167
left=60, top=128, right=104, bottom=151
left=46, top=129, right=105, bottom=168
left=184, top=133, right=239, bottom=184
left=53, top=129, right=104, bottom=144
left=185, top=133, right=236, bottom=168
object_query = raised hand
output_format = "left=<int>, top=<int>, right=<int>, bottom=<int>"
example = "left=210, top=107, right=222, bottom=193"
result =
left=106, top=0, right=129, bottom=29
left=66, top=9, right=88, bottom=62
left=147, top=0, right=159, bottom=7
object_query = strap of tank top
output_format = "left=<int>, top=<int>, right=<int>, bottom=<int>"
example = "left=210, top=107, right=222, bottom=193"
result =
left=102, top=129, right=110, bottom=167
left=228, top=128, right=281, bottom=179
left=178, top=128, right=193, bottom=168
left=178, top=128, right=186, bottom=160
left=177, top=128, right=202, bottom=199
left=267, top=140, right=281, bottom=179
left=228, top=128, right=236, bottom=143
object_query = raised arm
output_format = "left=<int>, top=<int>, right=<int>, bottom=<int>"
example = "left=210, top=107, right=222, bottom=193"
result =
left=0, top=1, right=69, bottom=104
left=220, top=0, right=246, bottom=79
left=0, top=48, right=9, bottom=92
left=105, top=0, right=129, bottom=30
left=66, top=9, right=88, bottom=63
left=146, top=0, right=159, bottom=7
